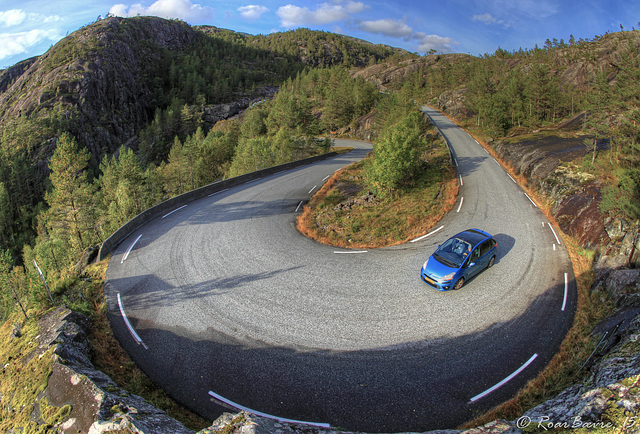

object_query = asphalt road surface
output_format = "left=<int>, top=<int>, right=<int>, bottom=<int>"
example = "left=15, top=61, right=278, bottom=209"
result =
left=105, top=106, right=576, bottom=433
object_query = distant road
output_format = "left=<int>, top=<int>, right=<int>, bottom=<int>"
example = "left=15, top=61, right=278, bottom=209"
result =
left=105, top=108, right=576, bottom=432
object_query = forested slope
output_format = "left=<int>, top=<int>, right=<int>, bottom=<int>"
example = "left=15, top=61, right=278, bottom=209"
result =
left=0, top=16, right=404, bottom=268
left=358, top=30, right=640, bottom=232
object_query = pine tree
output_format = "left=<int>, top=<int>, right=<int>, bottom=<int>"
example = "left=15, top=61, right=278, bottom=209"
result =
left=365, top=112, right=425, bottom=196
left=43, top=133, right=98, bottom=261
left=0, top=249, right=29, bottom=321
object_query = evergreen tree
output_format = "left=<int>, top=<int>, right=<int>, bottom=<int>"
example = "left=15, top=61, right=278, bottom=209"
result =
left=43, top=133, right=98, bottom=262
left=365, top=112, right=426, bottom=196
left=98, top=147, right=149, bottom=235
left=0, top=249, right=29, bottom=321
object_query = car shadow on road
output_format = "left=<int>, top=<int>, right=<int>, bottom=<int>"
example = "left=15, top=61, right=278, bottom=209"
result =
left=493, top=233, right=516, bottom=265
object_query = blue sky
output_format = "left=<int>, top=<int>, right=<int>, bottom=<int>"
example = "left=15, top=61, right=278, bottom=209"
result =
left=1, top=0, right=639, bottom=68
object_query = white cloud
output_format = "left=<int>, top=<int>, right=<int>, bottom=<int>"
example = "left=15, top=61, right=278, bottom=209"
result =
left=277, top=1, right=367, bottom=27
left=0, top=9, right=61, bottom=28
left=109, top=0, right=214, bottom=22
left=358, top=18, right=412, bottom=38
left=0, top=29, right=61, bottom=60
left=355, top=17, right=458, bottom=54
left=0, top=9, right=27, bottom=27
left=238, top=5, right=269, bottom=21
left=472, top=13, right=505, bottom=26
left=414, top=33, right=459, bottom=53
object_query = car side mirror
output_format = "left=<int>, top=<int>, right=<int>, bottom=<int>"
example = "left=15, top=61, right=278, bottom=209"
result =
left=469, top=262, right=476, bottom=267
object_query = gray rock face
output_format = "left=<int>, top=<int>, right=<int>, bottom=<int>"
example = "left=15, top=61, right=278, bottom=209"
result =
left=37, top=307, right=194, bottom=434
left=523, top=313, right=640, bottom=430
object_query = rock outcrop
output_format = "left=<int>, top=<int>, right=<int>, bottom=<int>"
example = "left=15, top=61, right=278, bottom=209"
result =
left=34, top=307, right=193, bottom=434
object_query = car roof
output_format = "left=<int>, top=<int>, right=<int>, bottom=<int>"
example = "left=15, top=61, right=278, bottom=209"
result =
left=454, top=229, right=492, bottom=247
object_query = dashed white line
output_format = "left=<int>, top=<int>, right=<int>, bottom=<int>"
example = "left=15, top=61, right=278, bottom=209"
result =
left=121, top=234, right=142, bottom=264
left=295, top=201, right=304, bottom=212
left=410, top=225, right=444, bottom=243
left=208, top=391, right=331, bottom=429
left=562, top=273, right=569, bottom=311
left=208, top=188, right=229, bottom=197
left=117, top=293, right=148, bottom=349
left=469, top=353, right=538, bottom=402
left=459, top=175, right=464, bottom=186
left=547, top=222, right=561, bottom=245
left=507, top=173, right=516, bottom=183
left=309, top=185, right=317, bottom=194
left=524, top=193, right=537, bottom=208
left=322, top=174, right=331, bottom=181
left=162, top=205, right=187, bottom=219
left=457, top=197, right=464, bottom=213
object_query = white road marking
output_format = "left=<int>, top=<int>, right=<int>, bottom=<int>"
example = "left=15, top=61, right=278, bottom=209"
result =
left=562, top=273, right=569, bottom=311
left=117, top=293, right=148, bottom=349
left=309, top=185, right=317, bottom=194
left=459, top=175, right=464, bottom=186
left=322, top=174, right=331, bottom=181
left=524, top=193, right=537, bottom=208
left=507, top=173, right=516, bottom=183
left=410, top=225, right=444, bottom=243
left=121, top=234, right=142, bottom=264
left=547, top=222, right=561, bottom=244
left=453, top=157, right=458, bottom=167
left=457, top=197, right=464, bottom=213
left=334, top=250, right=368, bottom=254
left=208, top=391, right=331, bottom=429
left=295, top=201, right=304, bottom=212
left=162, top=205, right=187, bottom=219
left=469, top=353, right=538, bottom=402
left=208, top=188, right=229, bottom=197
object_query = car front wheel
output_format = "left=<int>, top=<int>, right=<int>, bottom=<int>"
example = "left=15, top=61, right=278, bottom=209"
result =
left=453, top=277, right=464, bottom=290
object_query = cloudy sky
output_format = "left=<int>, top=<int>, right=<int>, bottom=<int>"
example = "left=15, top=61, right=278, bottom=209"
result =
left=1, top=0, right=639, bottom=68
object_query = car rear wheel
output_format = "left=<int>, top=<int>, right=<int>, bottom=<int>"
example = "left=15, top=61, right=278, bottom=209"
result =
left=488, top=256, right=495, bottom=268
left=453, top=277, right=464, bottom=290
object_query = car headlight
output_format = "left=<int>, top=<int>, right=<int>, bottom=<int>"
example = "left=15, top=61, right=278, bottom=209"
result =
left=422, top=260, right=428, bottom=270
left=442, top=272, right=456, bottom=281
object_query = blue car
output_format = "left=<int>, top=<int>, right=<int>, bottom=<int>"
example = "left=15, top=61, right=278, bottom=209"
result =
left=420, top=229, right=497, bottom=291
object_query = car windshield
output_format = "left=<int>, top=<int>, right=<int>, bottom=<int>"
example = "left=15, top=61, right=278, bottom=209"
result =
left=433, top=237, right=472, bottom=268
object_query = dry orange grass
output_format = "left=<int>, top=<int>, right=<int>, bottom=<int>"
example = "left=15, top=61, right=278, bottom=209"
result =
left=296, top=163, right=459, bottom=249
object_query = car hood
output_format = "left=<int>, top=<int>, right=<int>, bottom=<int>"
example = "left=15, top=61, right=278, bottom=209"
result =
left=425, top=255, right=459, bottom=278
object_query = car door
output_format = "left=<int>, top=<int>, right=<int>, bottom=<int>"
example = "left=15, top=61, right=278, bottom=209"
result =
left=475, top=240, right=492, bottom=269
left=464, top=246, right=482, bottom=279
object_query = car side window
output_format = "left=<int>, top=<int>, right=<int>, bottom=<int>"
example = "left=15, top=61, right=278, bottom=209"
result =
left=471, top=247, right=480, bottom=260
left=479, top=239, right=495, bottom=257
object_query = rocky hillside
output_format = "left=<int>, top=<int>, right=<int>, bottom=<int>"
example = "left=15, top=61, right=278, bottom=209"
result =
left=0, top=17, right=199, bottom=163
left=0, top=16, right=404, bottom=167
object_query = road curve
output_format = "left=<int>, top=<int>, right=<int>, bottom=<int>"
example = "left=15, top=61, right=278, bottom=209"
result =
left=105, top=107, right=576, bottom=432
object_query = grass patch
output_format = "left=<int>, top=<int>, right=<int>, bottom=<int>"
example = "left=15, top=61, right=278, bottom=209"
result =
left=297, top=143, right=458, bottom=248
left=0, top=308, right=58, bottom=433
left=1, top=261, right=211, bottom=432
